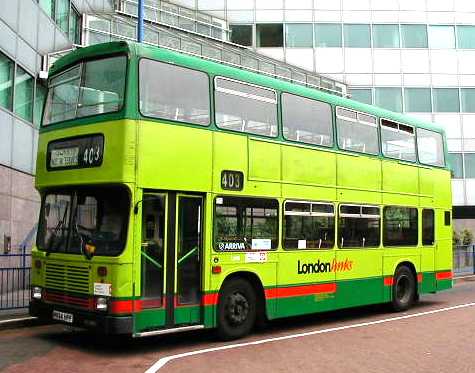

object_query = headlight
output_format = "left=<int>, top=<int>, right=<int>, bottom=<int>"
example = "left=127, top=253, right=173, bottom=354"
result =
left=32, top=286, right=42, bottom=299
left=95, top=297, right=108, bottom=311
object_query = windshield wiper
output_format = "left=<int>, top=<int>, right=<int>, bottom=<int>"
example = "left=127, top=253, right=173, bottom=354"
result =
left=46, top=204, right=69, bottom=255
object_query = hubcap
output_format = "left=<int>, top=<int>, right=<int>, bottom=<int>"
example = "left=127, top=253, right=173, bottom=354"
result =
left=225, top=292, right=249, bottom=326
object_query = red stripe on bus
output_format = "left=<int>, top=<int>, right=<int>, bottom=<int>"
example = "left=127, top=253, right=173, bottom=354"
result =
left=110, top=300, right=142, bottom=314
left=384, top=277, right=394, bottom=286
left=265, top=283, right=337, bottom=299
left=202, top=293, right=219, bottom=306
left=436, top=271, right=452, bottom=280
left=417, top=273, right=423, bottom=283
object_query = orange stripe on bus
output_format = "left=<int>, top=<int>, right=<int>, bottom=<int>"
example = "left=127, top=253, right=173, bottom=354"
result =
left=384, top=277, right=393, bottom=286
left=436, top=271, right=453, bottom=280
left=110, top=300, right=143, bottom=314
left=265, top=283, right=337, bottom=299
left=417, top=273, right=423, bottom=283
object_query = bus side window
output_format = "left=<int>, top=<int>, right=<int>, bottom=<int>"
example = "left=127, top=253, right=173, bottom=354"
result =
left=283, top=200, right=335, bottom=250
left=422, top=209, right=435, bottom=246
left=338, top=205, right=380, bottom=248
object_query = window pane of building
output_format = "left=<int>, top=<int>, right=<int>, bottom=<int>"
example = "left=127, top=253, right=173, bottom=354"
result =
left=401, top=24, right=428, bottom=48
left=349, top=88, right=372, bottom=104
left=404, top=88, right=432, bottom=112
left=14, top=66, right=34, bottom=122
left=33, top=82, right=47, bottom=126
left=215, top=77, right=277, bottom=136
left=429, top=25, right=455, bottom=49
left=461, top=88, right=475, bottom=112
left=214, top=197, right=279, bottom=251
left=282, top=93, right=333, bottom=146
left=55, top=0, right=70, bottom=34
left=433, top=88, right=460, bottom=112
left=447, top=153, right=463, bottom=178
left=422, top=209, right=435, bottom=246
left=373, top=24, right=400, bottom=48
left=69, top=7, right=81, bottom=44
left=140, top=60, right=210, bottom=125
left=464, top=154, right=475, bottom=178
left=457, top=26, right=475, bottom=49
left=230, top=24, right=253, bottom=46
left=256, top=23, right=283, bottom=47
left=417, top=128, right=445, bottom=167
left=315, top=24, right=342, bottom=47
left=285, top=24, right=313, bottom=48
left=39, top=0, right=54, bottom=18
left=344, top=24, right=371, bottom=48
left=375, top=87, right=402, bottom=112
left=383, top=207, right=418, bottom=246
left=0, top=52, right=14, bottom=111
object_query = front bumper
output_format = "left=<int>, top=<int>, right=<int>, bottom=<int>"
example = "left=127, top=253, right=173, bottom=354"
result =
left=29, top=300, right=133, bottom=335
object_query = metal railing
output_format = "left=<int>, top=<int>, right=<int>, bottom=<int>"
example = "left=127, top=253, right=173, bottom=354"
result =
left=0, top=246, right=31, bottom=310
left=453, top=245, right=475, bottom=276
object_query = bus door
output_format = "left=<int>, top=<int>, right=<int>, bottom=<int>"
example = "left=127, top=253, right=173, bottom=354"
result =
left=137, top=192, right=203, bottom=332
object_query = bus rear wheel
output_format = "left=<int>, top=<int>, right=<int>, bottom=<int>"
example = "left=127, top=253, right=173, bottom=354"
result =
left=391, top=266, right=416, bottom=312
left=217, top=278, right=256, bottom=340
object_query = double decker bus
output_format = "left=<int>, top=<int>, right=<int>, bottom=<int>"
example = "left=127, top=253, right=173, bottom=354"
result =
left=30, top=41, right=453, bottom=340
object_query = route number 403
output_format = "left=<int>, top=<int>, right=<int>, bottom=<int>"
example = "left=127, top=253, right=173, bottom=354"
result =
left=221, top=170, right=244, bottom=191
left=83, top=145, right=101, bottom=166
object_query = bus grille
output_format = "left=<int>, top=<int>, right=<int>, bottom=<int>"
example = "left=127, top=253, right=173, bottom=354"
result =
left=45, top=263, right=90, bottom=294
left=43, top=290, right=93, bottom=310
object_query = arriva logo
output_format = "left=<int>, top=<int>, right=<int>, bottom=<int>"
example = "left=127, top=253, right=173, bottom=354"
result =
left=297, top=258, right=353, bottom=274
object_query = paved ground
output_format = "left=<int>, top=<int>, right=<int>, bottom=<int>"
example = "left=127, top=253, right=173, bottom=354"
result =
left=1, top=279, right=475, bottom=373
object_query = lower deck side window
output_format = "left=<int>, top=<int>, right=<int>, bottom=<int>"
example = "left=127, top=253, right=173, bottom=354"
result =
left=214, top=196, right=278, bottom=251
left=338, top=205, right=380, bottom=248
left=383, top=206, right=418, bottom=246
left=283, top=201, right=335, bottom=249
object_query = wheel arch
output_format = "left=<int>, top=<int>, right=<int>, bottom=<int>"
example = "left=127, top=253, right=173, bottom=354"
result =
left=218, top=271, right=267, bottom=321
left=394, top=260, right=419, bottom=296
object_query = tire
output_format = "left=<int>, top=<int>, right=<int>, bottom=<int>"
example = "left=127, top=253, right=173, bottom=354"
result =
left=391, top=266, right=416, bottom=312
left=217, top=278, right=256, bottom=340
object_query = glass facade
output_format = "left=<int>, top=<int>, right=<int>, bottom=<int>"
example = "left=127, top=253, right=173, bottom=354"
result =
left=375, top=87, right=402, bottom=113
left=457, top=26, right=475, bottom=49
left=14, top=66, right=34, bottom=122
left=0, top=52, right=14, bottom=111
left=230, top=24, right=252, bottom=46
left=429, top=25, right=456, bottom=49
left=315, top=24, right=342, bottom=47
left=404, top=88, right=432, bottom=113
left=461, top=89, right=475, bottom=113
left=38, top=0, right=81, bottom=43
left=256, top=23, right=283, bottom=47
left=373, top=24, right=400, bottom=48
left=401, top=24, right=428, bottom=48
left=433, top=88, right=460, bottom=112
left=349, top=89, right=372, bottom=105
left=344, top=24, right=371, bottom=48
left=286, top=24, right=313, bottom=48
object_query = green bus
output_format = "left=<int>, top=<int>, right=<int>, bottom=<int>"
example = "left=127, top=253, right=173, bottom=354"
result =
left=30, top=41, right=453, bottom=340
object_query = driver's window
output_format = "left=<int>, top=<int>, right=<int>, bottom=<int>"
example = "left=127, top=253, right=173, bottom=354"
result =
left=141, top=194, right=166, bottom=306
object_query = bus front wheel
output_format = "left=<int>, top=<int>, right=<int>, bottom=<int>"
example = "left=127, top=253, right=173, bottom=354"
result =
left=217, top=278, right=256, bottom=340
left=391, top=266, right=416, bottom=312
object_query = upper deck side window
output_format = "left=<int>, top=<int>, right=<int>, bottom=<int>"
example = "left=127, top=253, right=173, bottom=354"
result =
left=214, top=76, right=278, bottom=137
left=417, top=128, right=445, bottom=167
left=336, top=107, right=379, bottom=155
left=380, top=118, right=416, bottom=162
left=139, top=59, right=210, bottom=126
left=282, top=92, right=333, bottom=147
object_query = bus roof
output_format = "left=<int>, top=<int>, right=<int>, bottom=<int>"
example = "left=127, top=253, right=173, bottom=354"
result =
left=49, top=40, right=444, bottom=135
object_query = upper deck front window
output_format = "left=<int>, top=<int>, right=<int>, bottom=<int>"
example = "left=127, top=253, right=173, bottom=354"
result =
left=43, top=55, right=127, bottom=126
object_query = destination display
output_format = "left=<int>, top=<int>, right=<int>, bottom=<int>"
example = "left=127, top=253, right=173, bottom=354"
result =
left=47, top=134, right=104, bottom=170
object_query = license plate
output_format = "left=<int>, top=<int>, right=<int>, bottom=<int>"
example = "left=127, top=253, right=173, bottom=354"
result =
left=52, top=310, right=74, bottom=323
left=50, top=147, right=79, bottom=168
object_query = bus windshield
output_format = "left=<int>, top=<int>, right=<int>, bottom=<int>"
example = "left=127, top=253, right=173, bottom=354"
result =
left=42, top=55, right=127, bottom=126
left=37, top=186, right=130, bottom=257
